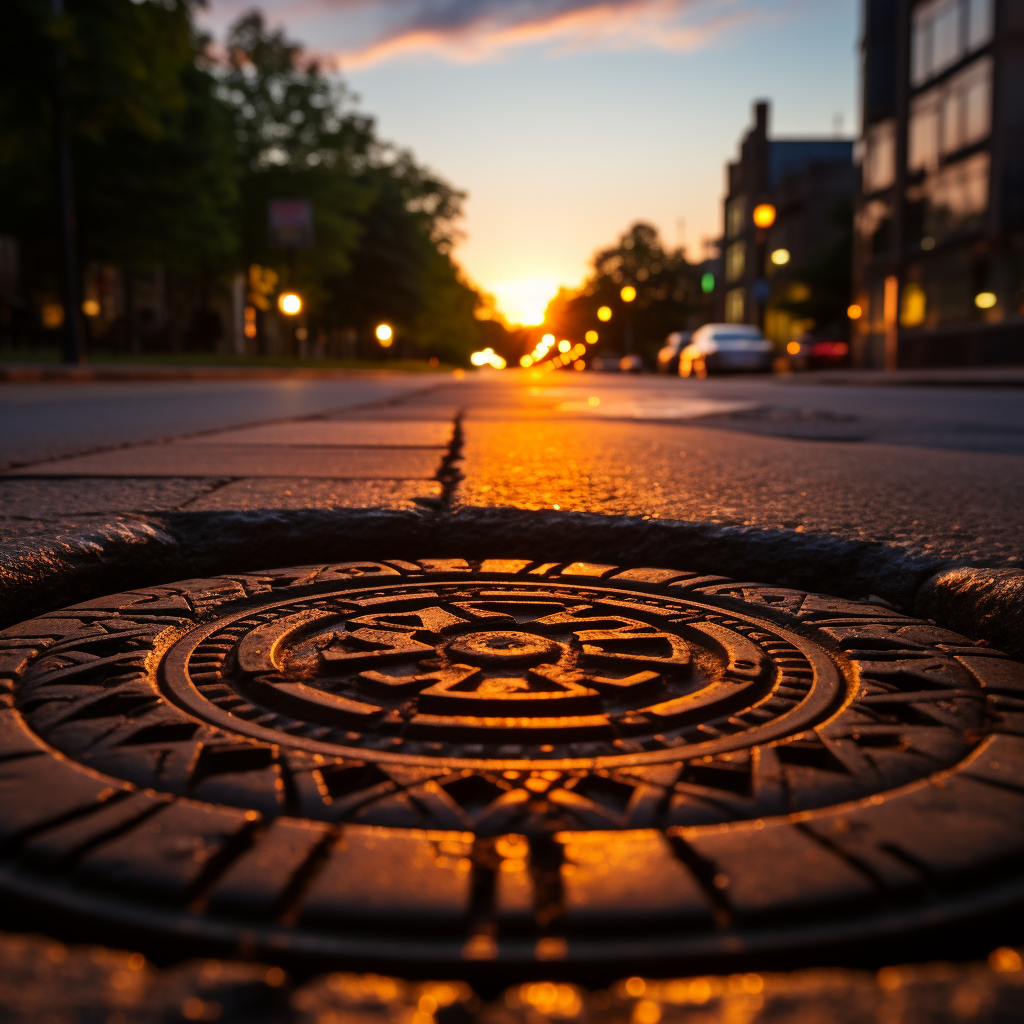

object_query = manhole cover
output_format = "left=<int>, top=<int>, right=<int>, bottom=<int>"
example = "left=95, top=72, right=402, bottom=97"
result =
left=2, top=558, right=1024, bottom=976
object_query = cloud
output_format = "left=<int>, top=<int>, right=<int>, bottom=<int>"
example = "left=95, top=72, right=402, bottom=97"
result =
left=207, top=0, right=788, bottom=68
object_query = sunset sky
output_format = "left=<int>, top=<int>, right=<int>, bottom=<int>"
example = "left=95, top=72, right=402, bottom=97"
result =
left=202, top=0, right=860, bottom=325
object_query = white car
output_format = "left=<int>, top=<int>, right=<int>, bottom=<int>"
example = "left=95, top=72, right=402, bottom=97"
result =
left=678, top=324, right=774, bottom=377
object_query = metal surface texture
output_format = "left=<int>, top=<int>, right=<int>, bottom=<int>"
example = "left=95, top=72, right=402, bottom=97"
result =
left=2, top=558, right=1024, bottom=978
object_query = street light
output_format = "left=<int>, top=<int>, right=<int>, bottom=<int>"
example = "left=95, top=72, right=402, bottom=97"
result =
left=770, top=248, right=790, bottom=265
left=753, top=203, right=777, bottom=229
left=585, top=330, right=598, bottom=344
left=620, top=286, right=636, bottom=355
left=597, top=306, right=612, bottom=322
left=278, top=292, right=302, bottom=315
left=376, top=323, right=393, bottom=346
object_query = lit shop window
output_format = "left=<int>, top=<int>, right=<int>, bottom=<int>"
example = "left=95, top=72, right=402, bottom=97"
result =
left=726, top=197, right=746, bottom=240
left=725, top=288, right=746, bottom=324
left=863, top=119, right=896, bottom=193
left=912, top=0, right=993, bottom=87
left=725, top=241, right=746, bottom=283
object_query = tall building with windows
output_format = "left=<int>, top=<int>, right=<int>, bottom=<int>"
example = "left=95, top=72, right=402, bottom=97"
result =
left=854, top=0, right=1024, bottom=367
left=719, top=102, right=854, bottom=343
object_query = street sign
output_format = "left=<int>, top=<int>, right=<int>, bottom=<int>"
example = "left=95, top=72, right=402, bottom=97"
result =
left=268, top=199, right=314, bottom=249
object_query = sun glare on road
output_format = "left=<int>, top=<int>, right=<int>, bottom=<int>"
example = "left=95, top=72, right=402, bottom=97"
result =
left=487, top=277, right=562, bottom=326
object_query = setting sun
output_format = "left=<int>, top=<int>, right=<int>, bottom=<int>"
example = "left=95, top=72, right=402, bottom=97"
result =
left=487, top=277, right=561, bottom=326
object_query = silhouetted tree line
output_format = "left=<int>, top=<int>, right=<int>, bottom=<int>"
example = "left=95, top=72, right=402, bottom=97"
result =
left=0, top=1, right=485, bottom=363
left=542, top=223, right=709, bottom=367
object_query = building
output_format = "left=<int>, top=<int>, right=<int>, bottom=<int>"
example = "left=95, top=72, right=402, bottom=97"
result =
left=719, top=102, right=855, bottom=348
left=854, top=0, right=1024, bottom=367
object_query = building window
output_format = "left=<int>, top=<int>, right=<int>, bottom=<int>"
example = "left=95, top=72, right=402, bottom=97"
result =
left=909, top=90, right=941, bottom=172
left=949, top=56, right=992, bottom=152
left=858, top=198, right=894, bottom=256
left=863, top=119, right=896, bottom=193
left=912, top=0, right=993, bottom=87
left=726, top=197, right=745, bottom=239
left=725, top=241, right=746, bottom=282
left=922, top=150, right=990, bottom=240
left=725, top=288, right=745, bottom=323
left=909, top=56, right=991, bottom=172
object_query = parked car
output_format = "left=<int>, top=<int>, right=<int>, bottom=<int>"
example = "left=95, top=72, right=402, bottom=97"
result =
left=656, top=331, right=692, bottom=373
left=678, top=324, right=774, bottom=377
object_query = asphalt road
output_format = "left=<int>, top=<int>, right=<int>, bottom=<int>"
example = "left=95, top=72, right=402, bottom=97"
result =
left=2, top=368, right=1022, bottom=568
left=3, top=369, right=1023, bottom=469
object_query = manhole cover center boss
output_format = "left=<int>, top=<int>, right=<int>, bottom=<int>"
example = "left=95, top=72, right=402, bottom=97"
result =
left=164, top=577, right=835, bottom=765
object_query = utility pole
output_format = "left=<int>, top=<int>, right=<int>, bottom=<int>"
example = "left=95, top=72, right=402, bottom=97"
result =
left=52, top=0, right=85, bottom=363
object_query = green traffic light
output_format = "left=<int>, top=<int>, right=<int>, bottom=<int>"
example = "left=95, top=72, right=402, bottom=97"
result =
left=701, top=273, right=715, bottom=294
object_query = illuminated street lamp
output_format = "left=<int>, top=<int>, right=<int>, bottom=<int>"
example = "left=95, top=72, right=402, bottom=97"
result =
left=770, top=248, right=790, bottom=266
left=597, top=306, right=612, bottom=322
left=620, top=285, right=636, bottom=355
left=585, top=330, right=598, bottom=344
left=753, top=203, right=777, bottom=229
left=376, top=323, right=393, bottom=347
left=278, top=292, right=302, bottom=315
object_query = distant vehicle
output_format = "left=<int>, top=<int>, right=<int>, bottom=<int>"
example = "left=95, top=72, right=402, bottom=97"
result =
left=679, top=324, right=774, bottom=377
left=656, top=331, right=692, bottom=374
left=809, top=340, right=849, bottom=368
left=787, top=336, right=851, bottom=371
left=590, top=354, right=644, bottom=372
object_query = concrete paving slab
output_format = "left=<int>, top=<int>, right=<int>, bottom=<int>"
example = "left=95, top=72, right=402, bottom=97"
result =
left=5, top=444, right=442, bottom=479
left=0, top=478, right=224, bottom=517
left=189, top=420, right=451, bottom=446
left=184, top=478, right=442, bottom=510
left=457, top=418, right=1024, bottom=567
left=0, top=377, right=442, bottom=468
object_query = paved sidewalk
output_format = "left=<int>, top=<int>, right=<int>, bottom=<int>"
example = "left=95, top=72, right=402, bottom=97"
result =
left=2, top=369, right=1023, bottom=574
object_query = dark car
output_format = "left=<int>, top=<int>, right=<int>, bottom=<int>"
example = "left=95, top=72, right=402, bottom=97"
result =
left=656, top=331, right=692, bottom=373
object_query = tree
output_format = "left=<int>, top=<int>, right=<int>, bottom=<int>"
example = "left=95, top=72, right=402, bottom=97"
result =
left=543, top=223, right=702, bottom=366
left=0, top=0, right=240, bottom=344
left=220, top=10, right=485, bottom=362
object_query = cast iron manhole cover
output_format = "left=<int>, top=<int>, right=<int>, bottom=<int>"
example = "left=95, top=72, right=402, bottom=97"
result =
left=2, top=558, right=1024, bottom=977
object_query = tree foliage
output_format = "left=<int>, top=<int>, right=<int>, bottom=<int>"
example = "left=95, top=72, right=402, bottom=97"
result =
left=0, top=1, right=486, bottom=361
left=543, top=222, right=703, bottom=365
